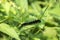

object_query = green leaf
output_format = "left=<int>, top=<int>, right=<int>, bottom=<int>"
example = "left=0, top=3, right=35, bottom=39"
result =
left=15, top=0, right=28, bottom=12
left=43, top=27, right=57, bottom=38
left=33, top=37, right=40, bottom=40
left=2, top=2, right=11, bottom=15
left=31, top=3, right=41, bottom=19
left=49, top=4, right=60, bottom=16
left=0, top=23, right=20, bottom=40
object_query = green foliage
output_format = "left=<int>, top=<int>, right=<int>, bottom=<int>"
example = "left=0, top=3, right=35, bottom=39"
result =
left=0, top=0, right=60, bottom=40
left=0, top=23, right=20, bottom=40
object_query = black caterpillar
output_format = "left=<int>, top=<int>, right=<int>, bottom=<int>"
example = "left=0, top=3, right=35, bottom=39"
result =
left=19, top=20, right=41, bottom=29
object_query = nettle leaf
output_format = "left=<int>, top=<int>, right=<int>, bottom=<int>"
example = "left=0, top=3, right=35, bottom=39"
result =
left=31, top=3, right=41, bottom=19
left=20, top=25, right=35, bottom=31
left=10, top=7, right=17, bottom=15
left=2, top=2, right=11, bottom=15
left=49, top=4, right=60, bottom=16
left=15, top=0, right=28, bottom=12
left=14, top=0, right=29, bottom=23
left=19, top=0, right=28, bottom=11
left=33, top=37, right=40, bottom=40
left=43, top=27, right=57, bottom=38
left=0, top=23, right=20, bottom=40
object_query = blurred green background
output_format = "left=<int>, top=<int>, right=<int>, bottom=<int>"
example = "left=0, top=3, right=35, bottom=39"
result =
left=0, top=0, right=60, bottom=40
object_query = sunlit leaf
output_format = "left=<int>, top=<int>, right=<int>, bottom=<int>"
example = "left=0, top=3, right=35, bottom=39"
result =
left=0, top=23, right=20, bottom=40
